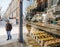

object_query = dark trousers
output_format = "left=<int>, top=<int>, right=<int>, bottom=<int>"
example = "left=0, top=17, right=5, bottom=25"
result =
left=7, top=31, right=12, bottom=40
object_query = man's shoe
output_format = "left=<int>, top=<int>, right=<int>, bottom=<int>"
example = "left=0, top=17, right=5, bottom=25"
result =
left=7, top=39, right=9, bottom=40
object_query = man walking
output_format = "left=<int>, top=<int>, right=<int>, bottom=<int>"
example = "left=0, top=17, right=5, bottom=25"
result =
left=6, top=20, right=12, bottom=40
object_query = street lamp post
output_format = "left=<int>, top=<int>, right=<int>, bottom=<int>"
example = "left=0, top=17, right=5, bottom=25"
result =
left=19, top=0, right=31, bottom=43
left=19, top=0, right=23, bottom=43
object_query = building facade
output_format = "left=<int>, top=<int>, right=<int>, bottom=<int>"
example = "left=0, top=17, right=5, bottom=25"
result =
left=4, top=0, right=20, bottom=25
left=26, top=0, right=60, bottom=22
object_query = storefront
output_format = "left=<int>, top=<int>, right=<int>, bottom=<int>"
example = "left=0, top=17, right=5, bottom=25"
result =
left=22, top=0, right=60, bottom=47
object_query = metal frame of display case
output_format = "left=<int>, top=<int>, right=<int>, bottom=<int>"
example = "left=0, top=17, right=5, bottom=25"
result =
left=19, top=0, right=23, bottom=43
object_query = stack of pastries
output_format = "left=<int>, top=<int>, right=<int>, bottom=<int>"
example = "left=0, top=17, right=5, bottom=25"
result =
left=30, top=29, right=60, bottom=47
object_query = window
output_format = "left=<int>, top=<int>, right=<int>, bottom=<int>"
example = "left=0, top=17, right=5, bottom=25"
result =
left=53, top=0, right=57, bottom=5
left=51, top=0, right=57, bottom=6
left=58, top=0, right=60, bottom=5
left=51, top=0, right=53, bottom=5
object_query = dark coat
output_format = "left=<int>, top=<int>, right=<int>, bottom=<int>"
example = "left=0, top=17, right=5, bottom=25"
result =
left=6, top=23, right=12, bottom=31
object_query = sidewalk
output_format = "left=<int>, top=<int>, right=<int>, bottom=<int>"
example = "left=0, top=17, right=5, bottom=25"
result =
left=0, top=34, right=18, bottom=45
left=0, top=25, right=19, bottom=45
left=0, top=27, right=28, bottom=47
left=0, top=25, right=28, bottom=44
left=0, top=40, right=27, bottom=47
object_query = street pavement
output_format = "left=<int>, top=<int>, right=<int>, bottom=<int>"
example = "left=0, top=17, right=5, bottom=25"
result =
left=0, top=20, right=19, bottom=45
left=0, top=25, right=19, bottom=45
left=0, top=20, right=28, bottom=45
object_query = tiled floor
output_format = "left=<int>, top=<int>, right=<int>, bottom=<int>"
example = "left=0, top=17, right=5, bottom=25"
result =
left=0, top=41, right=26, bottom=47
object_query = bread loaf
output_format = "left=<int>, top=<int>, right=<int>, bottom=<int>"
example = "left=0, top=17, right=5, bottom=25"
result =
left=44, top=39, right=60, bottom=47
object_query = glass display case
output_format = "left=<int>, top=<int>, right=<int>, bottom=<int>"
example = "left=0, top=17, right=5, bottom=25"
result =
left=24, top=0, right=60, bottom=47
left=30, top=22, right=60, bottom=47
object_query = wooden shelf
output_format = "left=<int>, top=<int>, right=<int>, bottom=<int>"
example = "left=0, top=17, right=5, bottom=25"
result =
left=31, top=22, right=60, bottom=38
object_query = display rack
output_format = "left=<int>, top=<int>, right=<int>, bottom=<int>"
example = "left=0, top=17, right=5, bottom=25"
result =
left=31, top=22, right=60, bottom=38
